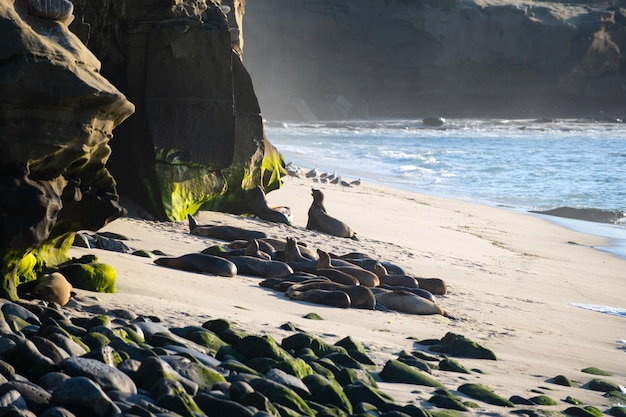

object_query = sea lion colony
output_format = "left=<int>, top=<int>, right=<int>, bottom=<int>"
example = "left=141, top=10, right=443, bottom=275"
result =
left=151, top=210, right=453, bottom=318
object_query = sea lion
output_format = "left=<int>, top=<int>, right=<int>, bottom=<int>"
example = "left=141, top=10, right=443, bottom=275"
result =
left=32, top=272, right=73, bottom=306
left=286, top=281, right=376, bottom=310
left=375, top=285, right=436, bottom=303
left=250, top=186, right=293, bottom=224
left=342, top=258, right=407, bottom=276
left=188, top=215, right=267, bottom=241
left=244, top=239, right=272, bottom=260
left=306, top=189, right=357, bottom=239
left=228, top=239, right=277, bottom=259
left=227, top=256, right=294, bottom=278
left=154, top=253, right=237, bottom=277
left=259, top=275, right=326, bottom=291
left=317, top=250, right=379, bottom=287
left=373, top=263, right=419, bottom=288
left=375, top=289, right=450, bottom=317
left=284, top=237, right=310, bottom=262
left=289, top=289, right=351, bottom=309
left=415, top=277, right=447, bottom=296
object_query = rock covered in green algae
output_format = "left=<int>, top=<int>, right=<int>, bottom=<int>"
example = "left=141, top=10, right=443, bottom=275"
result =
left=458, top=383, right=515, bottom=407
left=422, top=332, right=497, bottom=360
left=565, top=405, right=604, bottom=417
left=58, top=262, right=117, bottom=293
left=303, top=373, right=354, bottom=414
left=428, top=389, right=470, bottom=411
left=551, top=374, right=575, bottom=386
left=235, top=335, right=294, bottom=362
left=608, top=406, right=626, bottom=417
left=438, top=358, right=471, bottom=374
left=379, top=359, right=445, bottom=388
left=581, top=367, right=613, bottom=376
left=529, top=394, right=559, bottom=405
left=335, top=335, right=376, bottom=366
left=282, top=333, right=347, bottom=357
left=586, top=378, right=621, bottom=392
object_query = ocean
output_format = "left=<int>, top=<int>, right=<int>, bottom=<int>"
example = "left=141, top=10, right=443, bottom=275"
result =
left=265, top=118, right=626, bottom=258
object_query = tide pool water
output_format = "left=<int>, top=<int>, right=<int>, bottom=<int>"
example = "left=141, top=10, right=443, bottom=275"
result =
left=265, top=118, right=626, bottom=257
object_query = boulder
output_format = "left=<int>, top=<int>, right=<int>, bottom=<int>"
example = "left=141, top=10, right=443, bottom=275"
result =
left=70, top=0, right=285, bottom=220
left=0, top=0, right=134, bottom=300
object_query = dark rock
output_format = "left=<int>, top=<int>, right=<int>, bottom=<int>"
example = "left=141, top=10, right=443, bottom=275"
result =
left=302, top=374, right=353, bottom=414
left=248, top=377, right=314, bottom=415
left=29, top=336, right=70, bottom=364
left=38, top=407, right=78, bottom=417
left=51, top=376, right=122, bottom=417
left=0, top=1, right=133, bottom=301
left=425, top=332, right=497, bottom=360
left=38, top=373, right=71, bottom=392
left=457, top=383, right=515, bottom=407
left=70, top=0, right=283, bottom=221
left=343, top=382, right=396, bottom=413
left=509, top=395, right=535, bottom=405
left=0, top=389, right=28, bottom=410
left=0, top=381, right=52, bottom=414
left=266, top=368, right=311, bottom=398
left=59, top=357, right=137, bottom=394
left=379, top=360, right=444, bottom=388
left=7, top=339, right=55, bottom=381
left=194, top=392, right=256, bottom=417
left=586, top=378, right=621, bottom=392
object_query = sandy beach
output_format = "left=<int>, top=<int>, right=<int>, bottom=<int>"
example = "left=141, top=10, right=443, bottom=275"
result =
left=69, top=176, right=626, bottom=414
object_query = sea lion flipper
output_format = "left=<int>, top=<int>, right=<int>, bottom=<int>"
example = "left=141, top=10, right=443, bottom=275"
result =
left=188, top=214, right=199, bottom=232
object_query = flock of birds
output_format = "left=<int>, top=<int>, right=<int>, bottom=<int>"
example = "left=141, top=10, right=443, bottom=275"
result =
left=285, top=162, right=361, bottom=188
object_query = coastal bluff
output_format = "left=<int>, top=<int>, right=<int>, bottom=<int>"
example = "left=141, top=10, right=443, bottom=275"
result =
left=244, top=0, right=626, bottom=120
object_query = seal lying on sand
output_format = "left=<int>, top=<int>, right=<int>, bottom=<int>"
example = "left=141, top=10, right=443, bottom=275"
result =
left=306, top=189, right=357, bottom=239
left=317, top=250, right=379, bottom=287
left=250, top=186, right=293, bottom=224
left=154, top=253, right=237, bottom=277
left=227, top=256, right=294, bottom=278
left=375, top=289, right=451, bottom=317
left=188, top=215, right=267, bottom=241
left=289, top=289, right=351, bottom=308
left=286, top=281, right=376, bottom=309
left=373, top=263, right=419, bottom=288
left=32, top=272, right=73, bottom=306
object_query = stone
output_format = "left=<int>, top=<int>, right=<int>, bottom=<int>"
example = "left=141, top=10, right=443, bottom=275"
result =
left=59, top=357, right=137, bottom=394
left=51, top=377, right=121, bottom=417
left=379, top=359, right=444, bottom=388
left=0, top=381, right=52, bottom=414
left=0, top=0, right=133, bottom=301
left=457, top=383, right=515, bottom=407
left=70, top=0, right=284, bottom=221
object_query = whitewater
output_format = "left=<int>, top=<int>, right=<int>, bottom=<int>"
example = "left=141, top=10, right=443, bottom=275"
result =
left=265, top=118, right=626, bottom=258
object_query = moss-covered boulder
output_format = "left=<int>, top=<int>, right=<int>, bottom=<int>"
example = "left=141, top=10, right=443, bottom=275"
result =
left=379, top=360, right=445, bottom=388
left=343, top=382, right=397, bottom=412
left=282, top=333, right=347, bottom=358
left=303, top=374, right=353, bottom=415
left=236, top=335, right=294, bottom=362
left=457, top=383, right=515, bottom=407
left=58, top=261, right=117, bottom=293
left=248, top=377, right=313, bottom=415
left=423, top=332, right=497, bottom=360
left=586, top=378, right=621, bottom=392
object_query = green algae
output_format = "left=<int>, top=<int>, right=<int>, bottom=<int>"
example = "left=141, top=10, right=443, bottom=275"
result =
left=530, top=395, right=559, bottom=406
left=282, top=333, right=347, bottom=358
left=303, top=312, right=324, bottom=320
left=303, top=373, right=353, bottom=414
left=581, top=367, right=613, bottom=376
left=457, top=383, right=515, bottom=407
left=438, top=358, right=471, bottom=374
left=379, top=359, right=445, bottom=388
left=236, top=335, right=294, bottom=362
left=586, top=378, right=621, bottom=392
left=58, top=261, right=117, bottom=293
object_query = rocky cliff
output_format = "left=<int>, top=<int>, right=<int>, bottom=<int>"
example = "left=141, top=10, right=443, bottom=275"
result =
left=70, top=0, right=284, bottom=221
left=243, top=0, right=626, bottom=120
left=0, top=0, right=134, bottom=300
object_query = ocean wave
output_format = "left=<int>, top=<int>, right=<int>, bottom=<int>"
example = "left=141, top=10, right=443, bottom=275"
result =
left=571, top=303, right=626, bottom=318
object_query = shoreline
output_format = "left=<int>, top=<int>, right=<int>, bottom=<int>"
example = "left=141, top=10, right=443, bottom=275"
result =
left=284, top=160, right=626, bottom=261
left=67, top=176, right=625, bottom=414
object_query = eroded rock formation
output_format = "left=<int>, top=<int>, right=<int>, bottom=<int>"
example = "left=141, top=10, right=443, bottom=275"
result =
left=243, top=0, right=626, bottom=120
left=0, top=0, right=134, bottom=300
left=70, top=0, right=284, bottom=221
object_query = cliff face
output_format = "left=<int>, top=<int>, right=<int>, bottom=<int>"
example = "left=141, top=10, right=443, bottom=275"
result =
left=243, top=0, right=626, bottom=120
left=0, top=0, right=134, bottom=300
left=70, top=0, right=284, bottom=221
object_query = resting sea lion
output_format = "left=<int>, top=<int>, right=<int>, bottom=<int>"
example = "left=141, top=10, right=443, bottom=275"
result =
left=306, top=189, right=357, bottom=239
left=317, top=250, right=379, bottom=287
left=414, top=277, right=447, bottom=296
left=250, top=186, right=292, bottom=224
left=375, top=289, right=451, bottom=317
left=259, top=275, right=326, bottom=291
left=154, top=253, right=237, bottom=277
left=188, top=215, right=267, bottom=241
left=289, top=290, right=351, bottom=309
left=373, top=263, right=419, bottom=288
left=342, top=258, right=407, bottom=275
left=32, top=272, right=73, bottom=306
left=286, top=281, right=376, bottom=310
left=227, top=256, right=294, bottom=278
left=375, top=285, right=436, bottom=303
